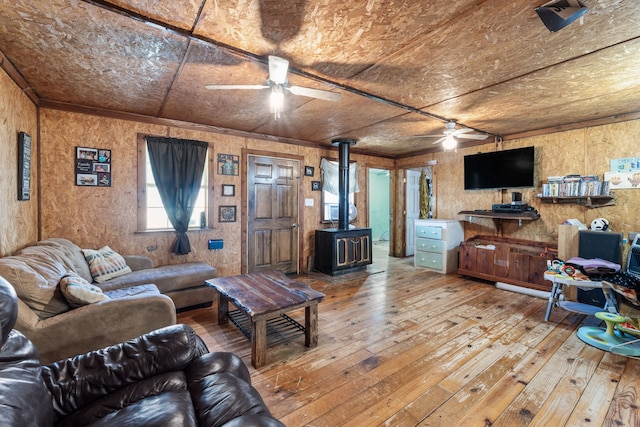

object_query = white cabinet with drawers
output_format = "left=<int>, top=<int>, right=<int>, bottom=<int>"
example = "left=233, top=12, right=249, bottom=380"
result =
left=414, top=219, right=464, bottom=273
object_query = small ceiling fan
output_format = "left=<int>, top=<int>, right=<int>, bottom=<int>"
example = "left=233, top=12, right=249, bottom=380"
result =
left=418, top=120, right=489, bottom=149
left=205, top=55, right=342, bottom=118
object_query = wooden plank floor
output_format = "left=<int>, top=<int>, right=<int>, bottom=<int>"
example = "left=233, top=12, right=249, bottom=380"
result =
left=178, top=243, right=640, bottom=426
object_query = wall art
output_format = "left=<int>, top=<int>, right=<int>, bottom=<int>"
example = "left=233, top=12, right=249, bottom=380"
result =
left=18, top=132, right=31, bottom=200
left=219, top=205, right=237, bottom=222
left=217, top=153, right=239, bottom=175
left=76, top=146, right=112, bottom=187
left=222, top=184, right=235, bottom=196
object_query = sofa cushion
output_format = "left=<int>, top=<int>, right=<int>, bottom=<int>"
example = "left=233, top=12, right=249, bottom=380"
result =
left=82, top=246, right=132, bottom=283
left=0, top=257, right=70, bottom=319
left=103, top=284, right=161, bottom=299
left=52, top=373, right=198, bottom=427
left=59, top=272, right=109, bottom=308
left=97, top=262, right=216, bottom=295
left=37, top=238, right=93, bottom=282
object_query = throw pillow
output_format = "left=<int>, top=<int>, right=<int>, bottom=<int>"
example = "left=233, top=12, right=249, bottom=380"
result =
left=82, top=246, right=132, bottom=283
left=59, top=272, right=109, bottom=307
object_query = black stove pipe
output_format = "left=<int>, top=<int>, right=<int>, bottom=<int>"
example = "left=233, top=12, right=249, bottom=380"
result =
left=332, top=138, right=357, bottom=230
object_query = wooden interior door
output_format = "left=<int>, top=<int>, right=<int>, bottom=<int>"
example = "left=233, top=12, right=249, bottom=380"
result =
left=247, top=155, right=299, bottom=274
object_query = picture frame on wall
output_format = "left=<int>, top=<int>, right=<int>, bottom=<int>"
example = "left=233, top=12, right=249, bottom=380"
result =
left=219, top=205, right=237, bottom=222
left=222, top=184, right=235, bottom=196
left=304, top=165, right=315, bottom=176
left=18, top=131, right=31, bottom=200
left=311, top=180, right=321, bottom=191
left=75, top=146, right=112, bottom=187
left=217, top=153, right=239, bottom=175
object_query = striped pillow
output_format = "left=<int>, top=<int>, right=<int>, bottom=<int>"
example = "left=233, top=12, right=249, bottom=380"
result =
left=82, top=246, right=132, bottom=283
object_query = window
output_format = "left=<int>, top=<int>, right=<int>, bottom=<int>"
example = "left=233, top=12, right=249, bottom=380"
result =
left=320, top=158, right=358, bottom=223
left=322, top=188, right=355, bottom=222
left=137, top=135, right=209, bottom=231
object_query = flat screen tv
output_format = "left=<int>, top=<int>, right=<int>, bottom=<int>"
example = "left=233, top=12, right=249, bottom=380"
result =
left=464, top=146, right=535, bottom=190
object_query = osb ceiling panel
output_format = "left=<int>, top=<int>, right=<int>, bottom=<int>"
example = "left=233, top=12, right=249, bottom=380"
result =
left=0, top=0, right=187, bottom=116
left=429, top=40, right=640, bottom=135
left=106, top=0, right=203, bottom=31
left=193, top=0, right=479, bottom=74
left=0, top=0, right=639, bottom=158
left=351, top=0, right=640, bottom=107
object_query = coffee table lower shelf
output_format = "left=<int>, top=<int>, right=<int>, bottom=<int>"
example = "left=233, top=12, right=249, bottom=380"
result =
left=227, top=309, right=306, bottom=347
left=205, top=271, right=325, bottom=368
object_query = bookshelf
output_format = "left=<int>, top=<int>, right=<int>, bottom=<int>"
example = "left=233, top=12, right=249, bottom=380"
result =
left=537, top=195, right=615, bottom=208
left=541, top=174, right=609, bottom=198
left=539, top=174, right=614, bottom=208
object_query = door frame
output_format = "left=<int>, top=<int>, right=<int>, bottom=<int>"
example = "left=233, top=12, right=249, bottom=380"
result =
left=405, top=169, right=421, bottom=256
left=395, top=160, right=437, bottom=257
left=367, top=167, right=392, bottom=254
left=241, top=148, right=305, bottom=274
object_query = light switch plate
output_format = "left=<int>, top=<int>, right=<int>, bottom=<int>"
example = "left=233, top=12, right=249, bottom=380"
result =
left=305, top=198, right=314, bottom=206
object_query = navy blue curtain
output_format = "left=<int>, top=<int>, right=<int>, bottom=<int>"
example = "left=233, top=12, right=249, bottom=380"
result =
left=146, top=136, right=208, bottom=255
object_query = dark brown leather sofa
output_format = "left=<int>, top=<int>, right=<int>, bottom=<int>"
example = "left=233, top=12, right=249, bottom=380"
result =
left=0, top=276, right=284, bottom=427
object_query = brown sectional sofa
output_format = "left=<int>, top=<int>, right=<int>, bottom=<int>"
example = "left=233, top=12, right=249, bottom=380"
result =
left=0, top=238, right=218, bottom=363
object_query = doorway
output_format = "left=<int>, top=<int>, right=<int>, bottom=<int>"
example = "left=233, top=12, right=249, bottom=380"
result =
left=246, top=155, right=300, bottom=274
left=368, top=168, right=391, bottom=262
left=405, top=167, right=433, bottom=257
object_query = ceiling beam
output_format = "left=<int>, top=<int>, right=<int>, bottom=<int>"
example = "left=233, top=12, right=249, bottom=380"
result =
left=503, top=111, right=640, bottom=141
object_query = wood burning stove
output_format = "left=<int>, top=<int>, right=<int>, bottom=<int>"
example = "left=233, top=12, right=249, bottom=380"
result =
left=315, top=139, right=372, bottom=275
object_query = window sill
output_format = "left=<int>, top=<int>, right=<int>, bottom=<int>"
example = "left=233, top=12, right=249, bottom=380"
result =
left=135, top=227, right=215, bottom=234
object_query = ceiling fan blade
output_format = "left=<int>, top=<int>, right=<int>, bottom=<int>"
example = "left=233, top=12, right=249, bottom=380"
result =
left=415, top=134, right=445, bottom=138
left=205, top=84, right=269, bottom=90
left=453, top=127, right=474, bottom=135
left=268, top=55, right=289, bottom=85
left=288, top=86, right=342, bottom=102
left=456, top=133, right=489, bottom=140
left=432, top=136, right=446, bottom=145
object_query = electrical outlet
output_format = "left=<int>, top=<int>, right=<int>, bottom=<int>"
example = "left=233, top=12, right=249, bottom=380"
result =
left=208, top=239, right=223, bottom=250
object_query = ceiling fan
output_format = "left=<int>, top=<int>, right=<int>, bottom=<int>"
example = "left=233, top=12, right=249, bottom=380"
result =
left=418, top=120, right=489, bottom=149
left=205, top=55, right=342, bottom=118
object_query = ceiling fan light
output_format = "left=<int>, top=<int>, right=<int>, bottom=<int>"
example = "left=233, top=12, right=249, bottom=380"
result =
left=270, top=85, right=284, bottom=119
left=443, top=135, right=457, bottom=150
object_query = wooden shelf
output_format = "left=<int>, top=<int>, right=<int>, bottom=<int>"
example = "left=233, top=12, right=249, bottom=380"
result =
left=458, top=210, right=539, bottom=232
left=458, top=210, right=539, bottom=221
left=537, top=195, right=615, bottom=208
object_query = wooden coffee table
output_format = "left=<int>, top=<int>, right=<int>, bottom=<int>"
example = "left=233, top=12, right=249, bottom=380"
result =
left=205, top=270, right=325, bottom=368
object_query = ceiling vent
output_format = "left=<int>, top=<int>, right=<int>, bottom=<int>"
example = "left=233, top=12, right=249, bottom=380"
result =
left=535, top=0, right=588, bottom=32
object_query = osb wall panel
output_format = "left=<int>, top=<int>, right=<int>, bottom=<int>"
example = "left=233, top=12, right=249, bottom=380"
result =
left=39, top=110, right=165, bottom=255
left=0, top=68, right=38, bottom=256
left=403, top=120, right=640, bottom=247
left=37, top=108, right=390, bottom=275
left=39, top=112, right=260, bottom=277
